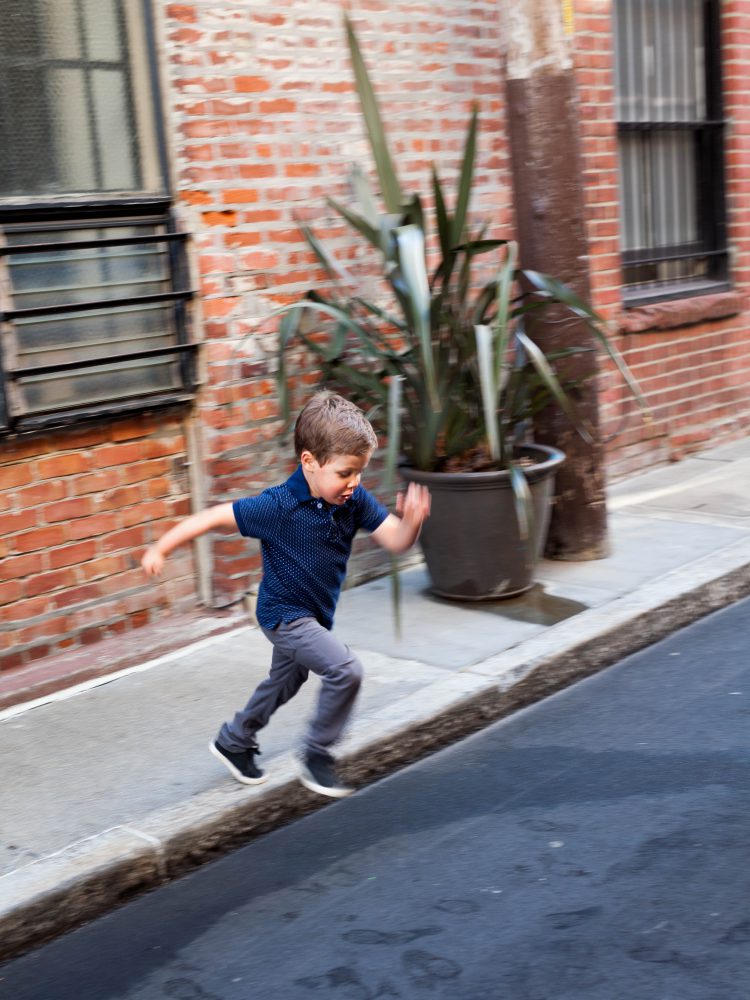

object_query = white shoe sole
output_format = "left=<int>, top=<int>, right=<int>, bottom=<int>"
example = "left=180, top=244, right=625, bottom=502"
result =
left=299, top=769, right=353, bottom=799
left=209, top=741, right=269, bottom=785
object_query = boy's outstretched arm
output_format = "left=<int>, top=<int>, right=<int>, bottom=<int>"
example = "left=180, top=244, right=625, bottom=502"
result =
left=371, top=482, right=431, bottom=554
left=141, top=502, right=237, bottom=577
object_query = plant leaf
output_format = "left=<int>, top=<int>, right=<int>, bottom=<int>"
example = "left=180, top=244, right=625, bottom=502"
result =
left=327, top=196, right=381, bottom=249
left=516, top=328, right=593, bottom=443
left=453, top=104, right=478, bottom=244
left=299, top=221, right=356, bottom=286
left=475, top=324, right=500, bottom=463
left=432, top=167, right=453, bottom=261
left=345, top=14, right=403, bottom=213
left=508, top=459, right=533, bottom=545
left=521, top=269, right=650, bottom=417
left=349, top=163, right=380, bottom=229
left=395, top=224, right=439, bottom=411
left=352, top=296, right=408, bottom=332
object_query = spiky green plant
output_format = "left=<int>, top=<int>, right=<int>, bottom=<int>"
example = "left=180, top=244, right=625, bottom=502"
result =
left=248, top=16, right=651, bottom=629
left=269, top=15, right=646, bottom=507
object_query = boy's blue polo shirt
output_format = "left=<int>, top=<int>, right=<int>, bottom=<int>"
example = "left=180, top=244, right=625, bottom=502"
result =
left=232, top=465, right=389, bottom=631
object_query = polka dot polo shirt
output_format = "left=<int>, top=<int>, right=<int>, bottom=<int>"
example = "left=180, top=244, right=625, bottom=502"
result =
left=232, top=464, right=389, bottom=631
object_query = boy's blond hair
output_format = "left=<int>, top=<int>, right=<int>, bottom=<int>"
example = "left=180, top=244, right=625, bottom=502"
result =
left=294, top=391, right=378, bottom=464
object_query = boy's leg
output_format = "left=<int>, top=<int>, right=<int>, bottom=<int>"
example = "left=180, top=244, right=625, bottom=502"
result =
left=217, top=632, right=309, bottom=752
left=267, top=618, right=363, bottom=756
left=214, top=617, right=362, bottom=796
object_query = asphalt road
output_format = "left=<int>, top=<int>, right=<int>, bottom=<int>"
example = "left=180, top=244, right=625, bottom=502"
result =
left=3, top=595, right=750, bottom=1000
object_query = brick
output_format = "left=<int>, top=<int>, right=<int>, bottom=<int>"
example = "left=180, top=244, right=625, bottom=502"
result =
left=17, top=480, right=67, bottom=506
left=48, top=540, right=98, bottom=570
left=258, top=99, right=297, bottom=114
left=237, top=164, right=277, bottom=179
left=224, top=231, right=263, bottom=247
left=14, top=525, right=68, bottom=553
left=3, top=552, right=42, bottom=580
left=202, top=210, right=238, bottom=227
left=37, top=453, right=91, bottom=479
left=43, top=497, right=95, bottom=522
left=119, top=501, right=173, bottom=529
left=0, top=580, right=23, bottom=607
left=0, top=465, right=34, bottom=490
left=95, top=484, right=145, bottom=510
left=221, top=189, right=260, bottom=204
left=74, top=469, right=123, bottom=495
left=0, top=593, right=51, bottom=628
left=202, top=297, right=241, bottom=318
left=90, top=442, right=145, bottom=468
left=50, top=582, right=103, bottom=611
left=23, top=568, right=74, bottom=599
left=65, top=512, right=120, bottom=542
left=167, top=4, right=197, bottom=22
left=85, top=554, right=130, bottom=581
left=235, top=76, right=271, bottom=93
left=6, top=509, right=37, bottom=534
left=99, top=526, right=148, bottom=554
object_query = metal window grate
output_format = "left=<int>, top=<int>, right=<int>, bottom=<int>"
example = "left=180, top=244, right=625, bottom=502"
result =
left=613, top=0, right=728, bottom=303
left=0, top=208, right=197, bottom=433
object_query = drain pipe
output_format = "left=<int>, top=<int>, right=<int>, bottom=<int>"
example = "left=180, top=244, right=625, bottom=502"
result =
left=184, top=411, right=213, bottom=607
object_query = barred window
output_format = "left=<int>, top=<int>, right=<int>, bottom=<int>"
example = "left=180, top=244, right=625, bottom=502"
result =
left=614, top=0, right=728, bottom=304
left=0, top=0, right=195, bottom=435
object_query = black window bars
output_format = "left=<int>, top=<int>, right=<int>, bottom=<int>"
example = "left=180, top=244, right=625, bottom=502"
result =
left=0, top=206, right=198, bottom=434
left=614, top=0, right=729, bottom=305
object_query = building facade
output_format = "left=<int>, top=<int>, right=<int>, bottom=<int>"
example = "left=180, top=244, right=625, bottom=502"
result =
left=1, top=0, right=748, bottom=680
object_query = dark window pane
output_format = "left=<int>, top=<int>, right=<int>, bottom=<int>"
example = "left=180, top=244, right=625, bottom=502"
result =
left=614, top=0, right=725, bottom=298
left=0, top=0, right=161, bottom=197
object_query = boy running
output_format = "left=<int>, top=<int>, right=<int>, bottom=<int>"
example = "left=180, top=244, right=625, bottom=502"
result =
left=141, top=391, right=430, bottom=798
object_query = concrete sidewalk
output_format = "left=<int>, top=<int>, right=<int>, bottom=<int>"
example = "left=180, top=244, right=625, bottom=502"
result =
left=2, top=439, right=750, bottom=961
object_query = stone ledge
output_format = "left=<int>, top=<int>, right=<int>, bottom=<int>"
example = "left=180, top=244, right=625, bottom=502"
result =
left=0, top=828, right=162, bottom=963
left=619, top=290, right=746, bottom=334
left=1, top=538, right=748, bottom=962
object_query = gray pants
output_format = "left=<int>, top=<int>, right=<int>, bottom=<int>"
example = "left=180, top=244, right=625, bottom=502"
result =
left=218, top=617, right=364, bottom=757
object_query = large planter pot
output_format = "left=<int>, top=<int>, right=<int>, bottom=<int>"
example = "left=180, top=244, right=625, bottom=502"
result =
left=401, top=443, right=565, bottom=600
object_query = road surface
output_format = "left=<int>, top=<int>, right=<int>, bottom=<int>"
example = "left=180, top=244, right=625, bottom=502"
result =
left=3, top=596, right=750, bottom=999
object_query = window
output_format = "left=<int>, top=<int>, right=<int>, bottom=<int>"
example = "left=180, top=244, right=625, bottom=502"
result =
left=0, top=0, right=195, bottom=434
left=614, top=0, right=728, bottom=304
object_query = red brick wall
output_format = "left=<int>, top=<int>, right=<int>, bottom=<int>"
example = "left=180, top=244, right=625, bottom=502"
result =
left=574, top=0, right=750, bottom=480
left=162, top=0, right=510, bottom=605
left=1, top=416, right=194, bottom=670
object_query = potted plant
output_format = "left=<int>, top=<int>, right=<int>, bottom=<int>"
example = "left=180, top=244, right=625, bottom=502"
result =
left=268, top=17, right=646, bottom=600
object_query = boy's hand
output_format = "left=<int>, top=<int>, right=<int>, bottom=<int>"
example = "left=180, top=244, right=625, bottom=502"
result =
left=396, top=482, right=431, bottom=528
left=371, top=483, right=431, bottom=553
left=141, top=546, right=165, bottom=577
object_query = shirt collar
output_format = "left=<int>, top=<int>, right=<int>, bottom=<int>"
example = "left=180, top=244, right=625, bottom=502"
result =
left=287, top=464, right=313, bottom=502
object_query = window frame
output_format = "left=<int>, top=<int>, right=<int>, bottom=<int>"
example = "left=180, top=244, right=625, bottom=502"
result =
left=0, top=0, right=197, bottom=437
left=615, top=0, right=729, bottom=307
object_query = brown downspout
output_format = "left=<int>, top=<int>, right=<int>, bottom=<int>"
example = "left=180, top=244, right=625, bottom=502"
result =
left=505, top=0, right=609, bottom=559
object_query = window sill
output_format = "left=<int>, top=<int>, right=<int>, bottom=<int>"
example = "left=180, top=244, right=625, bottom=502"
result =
left=0, top=391, right=195, bottom=440
left=618, top=289, right=746, bottom=335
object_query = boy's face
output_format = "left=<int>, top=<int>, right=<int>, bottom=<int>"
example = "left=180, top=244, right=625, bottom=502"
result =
left=300, top=450, right=371, bottom=506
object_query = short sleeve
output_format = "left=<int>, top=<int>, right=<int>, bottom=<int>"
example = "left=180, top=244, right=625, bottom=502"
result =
left=232, top=491, right=279, bottom=541
left=353, top=486, right=389, bottom=533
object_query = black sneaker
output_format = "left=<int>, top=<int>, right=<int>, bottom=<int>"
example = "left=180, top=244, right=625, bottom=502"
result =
left=300, top=750, right=353, bottom=798
left=209, top=740, right=267, bottom=785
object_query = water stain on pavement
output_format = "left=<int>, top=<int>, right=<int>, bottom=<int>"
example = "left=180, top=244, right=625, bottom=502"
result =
left=429, top=583, right=588, bottom=626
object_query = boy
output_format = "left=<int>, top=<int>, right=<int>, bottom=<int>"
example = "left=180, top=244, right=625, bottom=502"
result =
left=141, top=391, right=430, bottom=798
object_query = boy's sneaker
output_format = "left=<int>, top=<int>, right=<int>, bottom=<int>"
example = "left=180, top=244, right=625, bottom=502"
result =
left=209, top=739, right=267, bottom=785
left=300, top=750, right=353, bottom=798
